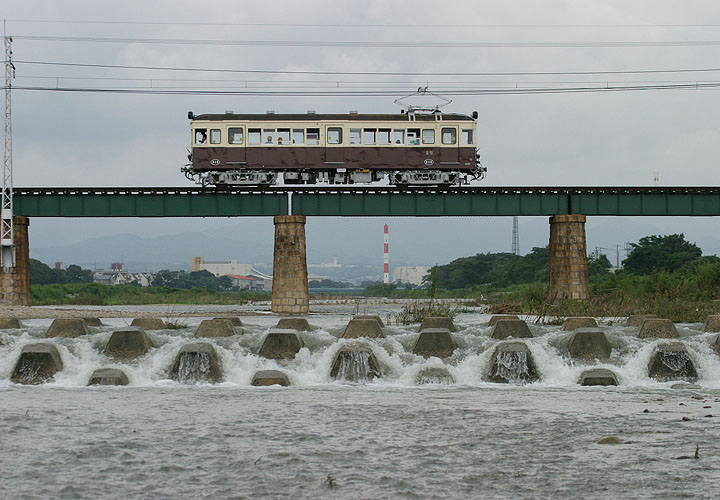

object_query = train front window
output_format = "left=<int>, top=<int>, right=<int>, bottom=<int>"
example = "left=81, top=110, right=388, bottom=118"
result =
left=328, top=127, right=343, bottom=144
left=441, top=128, right=457, bottom=145
left=249, top=128, right=261, bottom=145
left=461, top=129, right=473, bottom=145
left=393, top=129, right=404, bottom=145
left=349, top=129, right=361, bottom=144
left=292, top=129, right=304, bottom=144
left=363, top=129, right=376, bottom=145
left=228, top=127, right=244, bottom=145
left=378, top=129, right=391, bottom=145
left=195, top=128, right=208, bottom=144
left=210, top=129, right=221, bottom=144
left=277, top=128, right=290, bottom=145
left=408, top=128, right=420, bottom=145
left=306, top=128, right=320, bottom=145
left=422, top=129, right=435, bottom=144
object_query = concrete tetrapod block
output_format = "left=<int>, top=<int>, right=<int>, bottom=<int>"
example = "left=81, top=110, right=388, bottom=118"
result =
left=342, top=318, right=385, bottom=339
left=258, top=329, right=304, bottom=359
left=647, top=342, right=698, bottom=381
left=130, top=318, right=166, bottom=330
left=45, top=318, right=91, bottom=338
left=276, top=318, right=311, bottom=331
left=0, top=317, right=22, bottom=329
left=488, top=342, right=539, bottom=384
left=638, top=319, right=679, bottom=339
left=88, top=368, right=129, bottom=386
left=412, top=328, right=457, bottom=358
left=490, top=319, right=533, bottom=340
left=568, top=328, right=612, bottom=360
left=625, top=314, right=657, bottom=327
left=82, top=317, right=104, bottom=327
left=103, top=327, right=152, bottom=359
left=703, top=315, right=720, bottom=333
left=416, top=367, right=455, bottom=385
left=194, top=319, right=237, bottom=338
left=578, top=368, right=619, bottom=386
left=11, top=343, right=64, bottom=384
left=488, top=315, right=520, bottom=327
left=251, top=369, right=291, bottom=387
left=713, top=335, right=720, bottom=355
left=353, top=315, right=385, bottom=327
left=170, top=343, right=223, bottom=383
left=562, top=317, right=598, bottom=331
left=419, top=317, right=457, bottom=332
left=330, top=344, right=381, bottom=382
left=214, top=316, right=243, bottom=327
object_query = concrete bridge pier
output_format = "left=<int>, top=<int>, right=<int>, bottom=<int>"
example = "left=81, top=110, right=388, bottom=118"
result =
left=547, top=214, right=589, bottom=303
left=0, top=216, right=30, bottom=306
left=271, top=215, right=309, bottom=314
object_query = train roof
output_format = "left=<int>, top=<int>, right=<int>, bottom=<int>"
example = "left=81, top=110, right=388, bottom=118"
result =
left=190, top=112, right=475, bottom=122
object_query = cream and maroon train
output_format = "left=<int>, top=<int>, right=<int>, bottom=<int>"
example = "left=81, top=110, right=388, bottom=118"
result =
left=182, top=111, right=485, bottom=187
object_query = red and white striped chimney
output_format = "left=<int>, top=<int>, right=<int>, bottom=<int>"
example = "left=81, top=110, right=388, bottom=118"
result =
left=383, top=224, right=390, bottom=284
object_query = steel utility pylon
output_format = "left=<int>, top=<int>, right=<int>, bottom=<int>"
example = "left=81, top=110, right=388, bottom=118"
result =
left=512, top=216, right=519, bottom=255
left=2, top=30, right=14, bottom=267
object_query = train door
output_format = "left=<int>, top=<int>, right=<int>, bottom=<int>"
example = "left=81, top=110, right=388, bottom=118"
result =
left=324, top=125, right=344, bottom=164
left=226, top=126, right=246, bottom=165
left=440, top=126, right=459, bottom=164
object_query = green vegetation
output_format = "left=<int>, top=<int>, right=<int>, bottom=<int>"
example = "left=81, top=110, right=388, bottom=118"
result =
left=393, top=300, right=458, bottom=325
left=152, top=270, right=232, bottom=291
left=30, top=259, right=93, bottom=284
left=308, top=279, right=354, bottom=289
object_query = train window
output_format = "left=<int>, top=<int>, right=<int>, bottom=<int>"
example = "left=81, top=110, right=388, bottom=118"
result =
left=422, top=129, right=435, bottom=144
left=393, top=129, right=404, bottom=145
left=210, top=129, right=221, bottom=144
left=461, top=129, right=473, bottom=145
left=194, top=128, right=208, bottom=144
left=292, top=129, right=304, bottom=144
left=306, top=128, right=320, bottom=145
left=228, top=128, right=244, bottom=145
left=349, top=129, right=361, bottom=144
left=408, top=129, right=420, bottom=145
left=378, top=129, right=391, bottom=145
left=441, top=128, right=457, bottom=145
left=263, top=129, right=275, bottom=144
left=328, top=127, right=343, bottom=144
left=363, top=129, right=376, bottom=144
left=249, top=128, right=261, bottom=145
left=277, top=128, right=290, bottom=145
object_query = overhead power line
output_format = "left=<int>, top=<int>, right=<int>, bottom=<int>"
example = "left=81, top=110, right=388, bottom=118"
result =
left=13, top=35, right=720, bottom=48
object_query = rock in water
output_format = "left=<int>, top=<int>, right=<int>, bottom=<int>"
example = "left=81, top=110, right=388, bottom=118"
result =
left=597, top=436, right=622, bottom=445
left=578, top=368, right=619, bottom=386
left=415, top=367, right=454, bottom=385
left=88, top=368, right=129, bottom=386
left=258, top=329, right=304, bottom=359
left=419, top=317, right=457, bottom=332
left=638, top=319, right=679, bottom=339
left=103, top=327, right=153, bottom=359
left=703, top=315, right=720, bottom=332
left=130, top=318, right=166, bottom=330
left=488, top=342, right=539, bottom=383
left=11, top=343, right=64, bottom=384
left=412, top=328, right=457, bottom=358
left=490, top=319, right=533, bottom=340
left=330, top=345, right=381, bottom=382
left=194, top=318, right=237, bottom=338
left=488, top=315, right=520, bottom=327
left=562, top=317, right=598, bottom=331
left=647, top=342, right=698, bottom=381
left=276, top=318, right=310, bottom=331
left=568, top=328, right=612, bottom=360
left=342, top=319, right=385, bottom=339
left=45, top=318, right=90, bottom=338
left=170, top=343, right=223, bottom=383
left=251, top=369, right=291, bottom=386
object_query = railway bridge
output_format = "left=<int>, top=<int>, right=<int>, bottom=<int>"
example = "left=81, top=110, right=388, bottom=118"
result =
left=4, top=185, right=720, bottom=311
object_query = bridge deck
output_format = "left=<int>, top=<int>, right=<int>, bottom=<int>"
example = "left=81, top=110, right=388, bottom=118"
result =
left=12, top=186, right=720, bottom=217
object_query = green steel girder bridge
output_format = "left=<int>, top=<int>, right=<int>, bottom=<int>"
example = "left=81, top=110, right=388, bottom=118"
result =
left=12, top=186, right=720, bottom=218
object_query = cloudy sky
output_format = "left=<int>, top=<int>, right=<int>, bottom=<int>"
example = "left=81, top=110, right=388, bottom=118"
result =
left=4, top=0, right=720, bottom=269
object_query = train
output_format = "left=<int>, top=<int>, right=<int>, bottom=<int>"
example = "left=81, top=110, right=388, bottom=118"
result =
left=182, top=110, right=486, bottom=187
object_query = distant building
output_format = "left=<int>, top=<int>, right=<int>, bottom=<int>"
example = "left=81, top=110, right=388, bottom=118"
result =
left=54, top=262, right=63, bottom=270
left=226, top=272, right=272, bottom=291
left=111, top=262, right=124, bottom=271
left=393, top=266, right=431, bottom=286
left=191, top=256, right=254, bottom=277
left=93, top=270, right=153, bottom=287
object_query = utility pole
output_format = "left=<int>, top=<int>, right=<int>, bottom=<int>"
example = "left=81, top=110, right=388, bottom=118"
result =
left=511, top=216, right=519, bottom=255
left=2, top=25, right=15, bottom=268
